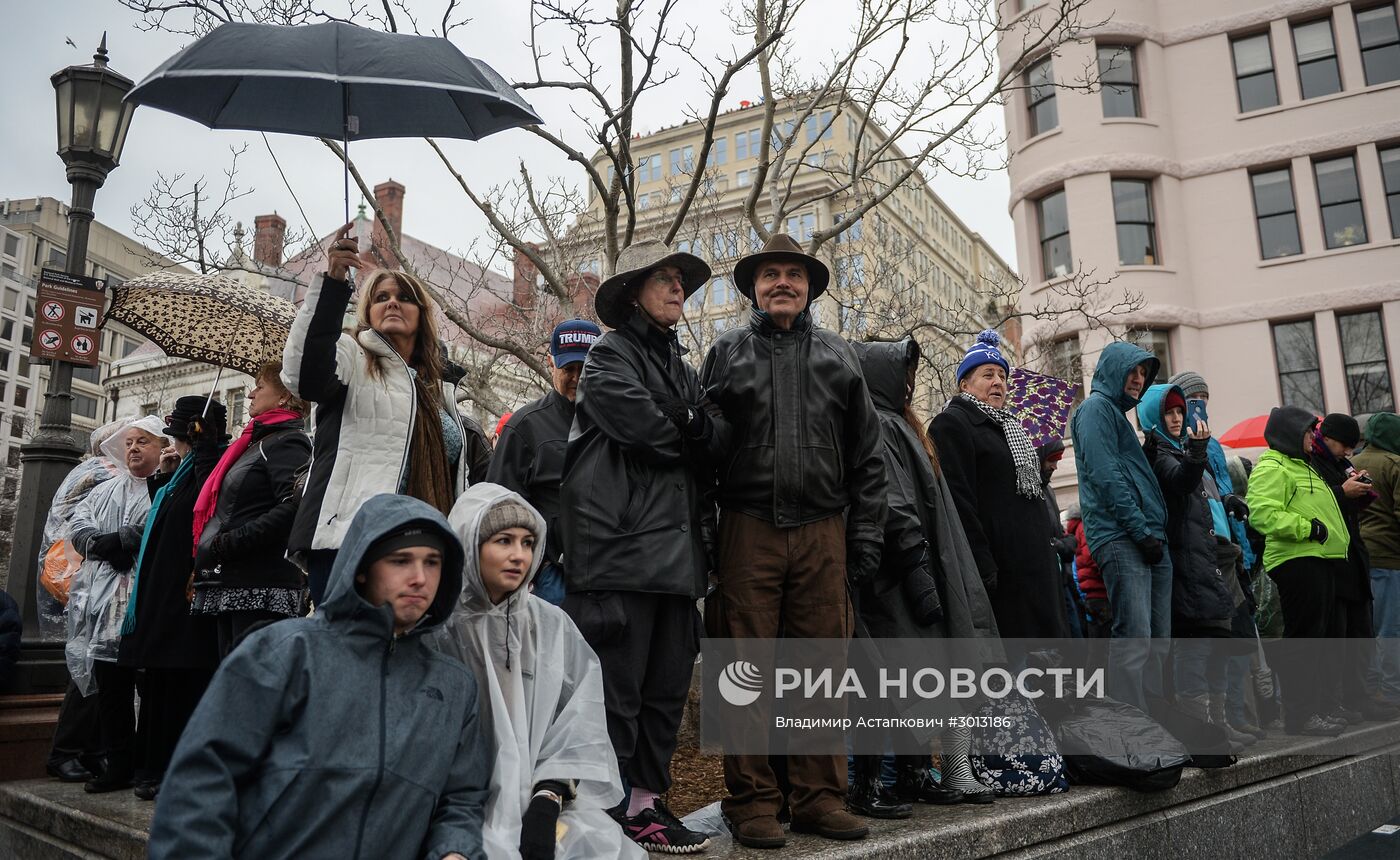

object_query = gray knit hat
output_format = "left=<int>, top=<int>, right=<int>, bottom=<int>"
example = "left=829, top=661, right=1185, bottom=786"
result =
left=1168, top=371, right=1209, bottom=399
left=477, top=500, right=538, bottom=546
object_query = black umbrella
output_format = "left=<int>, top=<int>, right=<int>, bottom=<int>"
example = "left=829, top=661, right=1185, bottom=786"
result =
left=126, top=21, right=541, bottom=220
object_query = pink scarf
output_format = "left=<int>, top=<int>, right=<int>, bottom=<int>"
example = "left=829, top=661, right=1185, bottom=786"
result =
left=191, top=408, right=302, bottom=554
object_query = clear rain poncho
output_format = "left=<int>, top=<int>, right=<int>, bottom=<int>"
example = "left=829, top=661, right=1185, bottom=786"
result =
left=433, top=483, right=644, bottom=860
left=64, top=416, right=167, bottom=695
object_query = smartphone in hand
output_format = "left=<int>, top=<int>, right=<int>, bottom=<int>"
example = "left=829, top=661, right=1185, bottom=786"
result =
left=1186, top=398, right=1209, bottom=433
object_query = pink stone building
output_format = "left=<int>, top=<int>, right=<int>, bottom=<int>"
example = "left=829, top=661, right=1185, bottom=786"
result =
left=999, top=0, right=1400, bottom=498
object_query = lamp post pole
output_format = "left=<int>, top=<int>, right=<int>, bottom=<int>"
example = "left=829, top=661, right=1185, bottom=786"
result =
left=6, top=36, right=135, bottom=693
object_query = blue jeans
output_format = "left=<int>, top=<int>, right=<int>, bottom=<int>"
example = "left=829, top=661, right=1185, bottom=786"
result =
left=1096, top=537, right=1173, bottom=713
left=1369, top=567, right=1400, bottom=702
left=1173, top=639, right=1228, bottom=702
left=531, top=560, right=567, bottom=606
left=1225, top=653, right=1252, bottom=724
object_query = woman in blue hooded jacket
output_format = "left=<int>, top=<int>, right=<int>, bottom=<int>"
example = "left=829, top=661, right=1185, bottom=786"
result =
left=1137, top=384, right=1253, bottom=749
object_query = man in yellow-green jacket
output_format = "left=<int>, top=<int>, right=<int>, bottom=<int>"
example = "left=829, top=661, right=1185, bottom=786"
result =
left=1246, top=405, right=1349, bottom=737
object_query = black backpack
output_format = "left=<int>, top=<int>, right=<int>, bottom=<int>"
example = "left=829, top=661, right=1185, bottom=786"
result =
left=1052, top=697, right=1190, bottom=792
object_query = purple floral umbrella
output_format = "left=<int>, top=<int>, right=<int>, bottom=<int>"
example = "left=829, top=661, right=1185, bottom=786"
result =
left=1005, top=367, right=1079, bottom=449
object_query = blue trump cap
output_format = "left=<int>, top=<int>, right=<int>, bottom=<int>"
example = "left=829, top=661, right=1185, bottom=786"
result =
left=551, top=319, right=601, bottom=366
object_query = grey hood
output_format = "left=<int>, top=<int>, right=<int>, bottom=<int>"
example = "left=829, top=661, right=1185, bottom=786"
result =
left=320, top=493, right=465, bottom=640
left=445, top=483, right=547, bottom=671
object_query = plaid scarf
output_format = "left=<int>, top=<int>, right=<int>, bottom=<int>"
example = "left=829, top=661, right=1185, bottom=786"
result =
left=960, top=392, right=1043, bottom=500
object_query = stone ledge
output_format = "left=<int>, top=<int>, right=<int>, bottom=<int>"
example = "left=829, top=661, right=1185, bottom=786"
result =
left=1, top=720, right=1397, bottom=859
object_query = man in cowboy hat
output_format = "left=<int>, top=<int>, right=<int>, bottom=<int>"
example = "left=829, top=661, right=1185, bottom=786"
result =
left=559, top=240, right=721, bottom=854
left=700, top=233, right=887, bottom=847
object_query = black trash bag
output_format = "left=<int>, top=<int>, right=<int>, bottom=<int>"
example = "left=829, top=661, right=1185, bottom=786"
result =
left=1051, top=697, right=1190, bottom=792
left=1145, top=693, right=1237, bottom=770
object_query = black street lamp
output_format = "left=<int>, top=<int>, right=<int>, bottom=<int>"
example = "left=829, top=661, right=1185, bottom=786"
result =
left=6, top=35, right=135, bottom=692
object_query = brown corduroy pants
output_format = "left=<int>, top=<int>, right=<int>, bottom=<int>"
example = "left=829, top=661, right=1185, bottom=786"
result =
left=718, top=511, right=853, bottom=825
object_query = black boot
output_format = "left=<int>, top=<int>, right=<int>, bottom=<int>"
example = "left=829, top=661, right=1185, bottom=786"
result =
left=892, top=755, right=962, bottom=805
left=847, top=756, right=912, bottom=819
left=84, top=750, right=133, bottom=794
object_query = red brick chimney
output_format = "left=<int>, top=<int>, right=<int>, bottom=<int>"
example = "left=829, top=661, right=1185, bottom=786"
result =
left=252, top=213, right=286, bottom=267
left=371, top=180, right=406, bottom=267
left=512, top=243, right=539, bottom=309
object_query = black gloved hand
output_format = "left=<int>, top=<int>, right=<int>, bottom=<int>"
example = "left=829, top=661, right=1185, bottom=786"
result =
left=1086, top=597, right=1112, bottom=626
left=1309, top=518, right=1329, bottom=543
left=87, top=532, right=125, bottom=562
left=1224, top=494, right=1249, bottom=522
left=519, top=793, right=560, bottom=860
left=652, top=394, right=708, bottom=438
left=846, top=540, right=882, bottom=588
left=903, top=564, right=944, bottom=627
left=1135, top=535, right=1164, bottom=565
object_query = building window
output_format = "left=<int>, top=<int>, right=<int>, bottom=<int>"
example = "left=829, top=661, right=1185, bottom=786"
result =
left=1272, top=319, right=1326, bottom=414
left=1293, top=18, right=1343, bottom=99
left=1026, top=56, right=1058, bottom=136
left=708, top=137, right=727, bottom=166
left=1357, top=4, right=1400, bottom=85
left=1, top=235, right=17, bottom=258
left=1097, top=44, right=1141, bottom=118
left=735, top=168, right=752, bottom=187
left=6, top=448, right=18, bottom=468
left=735, top=128, right=760, bottom=160
left=833, top=213, right=863, bottom=243
left=73, top=363, right=101, bottom=384
left=669, top=145, right=694, bottom=176
left=121, top=337, right=140, bottom=358
left=2, top=288, right=16, bottom=311
left=1314, top=154, right=1368, bottom=249
left=1048, top=336, right=1085, bottom=407
left=47, top=247, right=66, bottom=270
left=635, top=154, right=661, bottom=183
left=9, top=415, right=23, bottom=439
left=804, top=110, right=834, bottom=143
left=13, top=386, right=26, bottom=409
left=0, top=319, right=11, bottom=341
left=1231, top=33, right=1279, bottom=111
left=73, top=393, right=98, bottom=420
left=1250, top=168, right=1302, bottom=258
left=785, top=213, right=816, bottom=242
left=1381, top=146, right=1400, bottom=238
left=1112, top=179, right=1159, bottom=265
left=1037, top=189, right=1072, bottom=278
left=1127, top=329, right=1173, bottom=380
left=21, top=325, right=31, bottom=347
left=1337, top=310, right=1395, bottom=414
left=835, top=254, right=866, bottom=287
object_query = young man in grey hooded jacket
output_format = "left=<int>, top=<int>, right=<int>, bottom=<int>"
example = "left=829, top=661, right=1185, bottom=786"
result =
left=148, top=494, right=491, bottom=860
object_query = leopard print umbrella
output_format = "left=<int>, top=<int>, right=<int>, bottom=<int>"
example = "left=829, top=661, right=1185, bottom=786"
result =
left=105, top=270, right=297, bottom=377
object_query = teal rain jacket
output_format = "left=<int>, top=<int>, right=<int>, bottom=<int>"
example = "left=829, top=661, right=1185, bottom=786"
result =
left=1070, top=340, right=1167, bottom=553
left=147, top=494, right=490, bottom=860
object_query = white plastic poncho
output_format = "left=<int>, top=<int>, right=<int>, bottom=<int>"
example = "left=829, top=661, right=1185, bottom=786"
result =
left=64, top=415, right=167, bottom=695
left=434, top=483, right=643, bottom=860
left=36, top=430, right=122, bottom=640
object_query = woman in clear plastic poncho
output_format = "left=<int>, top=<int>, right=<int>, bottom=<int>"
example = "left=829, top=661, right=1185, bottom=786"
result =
left=433, top=483, right=643, bottom=860
left=65, top=416, right=168, bottom=696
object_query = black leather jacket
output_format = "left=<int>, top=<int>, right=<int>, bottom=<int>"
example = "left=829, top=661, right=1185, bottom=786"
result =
left=700, top=309, right=886, bottom=544
left=560, top=314, right=720, bottom=598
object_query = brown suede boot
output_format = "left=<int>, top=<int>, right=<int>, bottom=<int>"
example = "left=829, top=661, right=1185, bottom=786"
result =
left=732, top=815, right=786, bottom=849
left=791, top=808, right=870, bottom=841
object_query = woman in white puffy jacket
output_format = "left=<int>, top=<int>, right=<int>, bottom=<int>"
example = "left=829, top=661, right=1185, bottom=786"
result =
left=282, top=226, right=470, bottom=603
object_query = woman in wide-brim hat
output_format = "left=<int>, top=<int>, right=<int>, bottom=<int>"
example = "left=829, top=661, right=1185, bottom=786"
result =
left=593, top=239, right=711, bottom=329
left=556, top=239, right=720, bottom=853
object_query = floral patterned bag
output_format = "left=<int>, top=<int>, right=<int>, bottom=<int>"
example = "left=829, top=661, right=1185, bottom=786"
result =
left=969, top=692, right=1070, bottom=796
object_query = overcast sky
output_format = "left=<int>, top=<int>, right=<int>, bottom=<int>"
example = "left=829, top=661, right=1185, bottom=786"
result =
left=3, top=0, right=1017, bottom=274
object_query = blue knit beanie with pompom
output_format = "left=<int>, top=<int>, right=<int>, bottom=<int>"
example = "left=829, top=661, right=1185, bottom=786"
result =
left=956, top=329, right=1010, bottom=382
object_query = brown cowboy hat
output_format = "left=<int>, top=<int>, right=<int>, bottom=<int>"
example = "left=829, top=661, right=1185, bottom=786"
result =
left=733, top=232, right=831, bottom=303
left=594, top=240, right=711, bottom=329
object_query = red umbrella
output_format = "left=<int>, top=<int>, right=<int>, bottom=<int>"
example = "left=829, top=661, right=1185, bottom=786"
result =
left=1219, top=414, right=1270, bottom=449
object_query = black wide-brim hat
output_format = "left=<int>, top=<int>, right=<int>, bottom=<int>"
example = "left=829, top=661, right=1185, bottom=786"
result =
left=733, top=232, right=831, bottom=303
left=594, top=240, right=711, bottom=329
left=163, top=394, right=228, bottom=440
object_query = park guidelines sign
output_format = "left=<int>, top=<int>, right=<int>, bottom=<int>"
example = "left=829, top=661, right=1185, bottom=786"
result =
left=31, top=268, right=104, bottom=367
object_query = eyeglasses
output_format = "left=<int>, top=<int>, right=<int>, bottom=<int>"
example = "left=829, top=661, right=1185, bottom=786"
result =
left=647, top=272, right=684, bottom=287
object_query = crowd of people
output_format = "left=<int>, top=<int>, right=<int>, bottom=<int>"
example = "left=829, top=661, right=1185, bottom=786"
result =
left=27, top=222, right=1400, bottom=858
